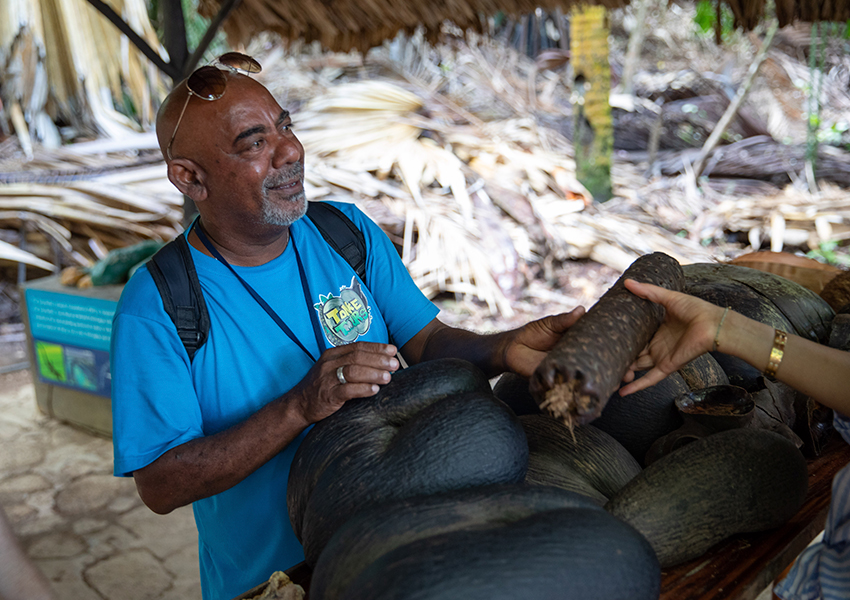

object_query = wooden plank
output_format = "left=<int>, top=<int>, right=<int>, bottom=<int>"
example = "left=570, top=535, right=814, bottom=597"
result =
left=660, top=435, right=850, bottom=600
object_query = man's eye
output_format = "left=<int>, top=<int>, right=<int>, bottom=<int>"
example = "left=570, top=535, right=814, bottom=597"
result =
left=251, top=139, right=264, bottom=149
left=281, top=123, right=293, bottom=132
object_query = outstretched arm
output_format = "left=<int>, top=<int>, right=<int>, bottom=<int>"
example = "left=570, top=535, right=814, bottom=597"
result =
left=133, top=342, right=398, bottom=514
left=619, top=279, right=850, bottom=413
left=401, top=308, right=586, bottom=379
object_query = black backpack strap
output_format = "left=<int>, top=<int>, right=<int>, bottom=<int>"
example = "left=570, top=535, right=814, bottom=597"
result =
left=147, top=203, right=369, bottom=362
left=306, top=202, right=367, bottom=284
left=147, top=234, right=210, bottom=361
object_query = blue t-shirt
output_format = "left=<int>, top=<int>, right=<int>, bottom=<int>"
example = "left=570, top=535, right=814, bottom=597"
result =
left=110, top=202, right=439, bottom=600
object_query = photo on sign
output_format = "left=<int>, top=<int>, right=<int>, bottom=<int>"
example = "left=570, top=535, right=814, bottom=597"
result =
left=35, top=341, right=66, bottom=383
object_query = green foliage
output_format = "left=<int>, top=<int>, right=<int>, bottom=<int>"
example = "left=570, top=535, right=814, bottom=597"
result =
left=184, top=0, right=232, bottom=62
left=693, top=0, right=734, bottom=40
left=818, top=120, right=850, bottom=150
left=693, top=1, right=714, bottom=33
left=117, top=86, right=139, bottom=120
left=148, top=0, right=160, bottom=29
left=806, top=241, right=850, bottom=268
left=147, top=0, right=231, bottom=65
left=183, top=0, right=209, bottom=53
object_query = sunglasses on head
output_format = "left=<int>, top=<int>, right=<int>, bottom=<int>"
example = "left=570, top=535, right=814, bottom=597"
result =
left=166, top=52, right=262, bottom=161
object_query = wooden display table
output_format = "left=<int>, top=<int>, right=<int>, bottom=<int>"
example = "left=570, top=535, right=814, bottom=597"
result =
left=236, top=437, right=850, bottom=600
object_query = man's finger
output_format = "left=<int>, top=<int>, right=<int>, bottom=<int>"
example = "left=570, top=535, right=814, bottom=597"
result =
left=336, top=382, right=381, bottom=400
left=546, top=306, right=586, bottom=332
left=336, top=364, right=393, bottom=386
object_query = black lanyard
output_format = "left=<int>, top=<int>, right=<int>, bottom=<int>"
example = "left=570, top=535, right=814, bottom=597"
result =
left=193, top=221, right=326, bottom=362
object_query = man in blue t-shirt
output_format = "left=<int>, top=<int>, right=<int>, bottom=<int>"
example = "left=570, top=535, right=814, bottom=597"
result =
left=111, top=53, right=585, bottom=600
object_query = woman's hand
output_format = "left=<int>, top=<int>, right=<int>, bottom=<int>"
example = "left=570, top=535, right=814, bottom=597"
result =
left=619, top=279, right=726, bottom=396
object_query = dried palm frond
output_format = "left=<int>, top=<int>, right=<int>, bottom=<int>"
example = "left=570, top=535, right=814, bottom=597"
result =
left=0, top=135, right=182, bottom=273
left=1, top=0, right=165, bottom=142
left=0, top=239, right=56, bottom=271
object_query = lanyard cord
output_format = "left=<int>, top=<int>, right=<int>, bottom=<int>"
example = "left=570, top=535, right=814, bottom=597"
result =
left=192, top=221, right=325, bottom=362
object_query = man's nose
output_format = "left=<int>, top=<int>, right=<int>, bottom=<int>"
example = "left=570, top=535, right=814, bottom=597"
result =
left=272, top=133, right=302, bottom=168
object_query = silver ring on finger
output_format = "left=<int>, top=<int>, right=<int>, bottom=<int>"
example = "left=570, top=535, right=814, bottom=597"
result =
left=336, top=365, right=347, bottom=385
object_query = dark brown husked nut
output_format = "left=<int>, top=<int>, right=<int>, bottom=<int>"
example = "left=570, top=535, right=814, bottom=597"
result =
left=530, top=252, right=685, bottom=427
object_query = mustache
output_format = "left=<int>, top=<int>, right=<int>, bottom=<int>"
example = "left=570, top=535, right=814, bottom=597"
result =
left=264, top=162, right=304, bottom=188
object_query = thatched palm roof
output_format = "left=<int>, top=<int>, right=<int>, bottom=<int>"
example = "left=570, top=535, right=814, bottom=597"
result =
left=197, top=0, right=630, bottom=52
left=737, top=0, right=849, bottom=30
left=199, top=0, right=849, bottom=53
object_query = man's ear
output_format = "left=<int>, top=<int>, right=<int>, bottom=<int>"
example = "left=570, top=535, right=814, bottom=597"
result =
left=167, top=159, right=208, bottom=203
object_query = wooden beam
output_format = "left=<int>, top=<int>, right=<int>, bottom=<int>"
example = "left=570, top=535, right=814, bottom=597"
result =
left=83, top=0, right=180, bottom=81
left=182, top=0, right=244, bottom=78
left=161, top=0, right=190, bottom=78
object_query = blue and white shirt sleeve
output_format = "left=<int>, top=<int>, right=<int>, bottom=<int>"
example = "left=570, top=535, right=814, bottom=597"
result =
left=774, top=411, right=850, bottom=600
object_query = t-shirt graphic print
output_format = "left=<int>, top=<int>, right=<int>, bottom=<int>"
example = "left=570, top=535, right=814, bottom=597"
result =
left=314, top=276, right=372, bottom=346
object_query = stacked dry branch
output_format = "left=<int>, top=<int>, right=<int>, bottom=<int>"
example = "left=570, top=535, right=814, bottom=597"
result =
left=0, top=134, right=182, bottom=273
left=0, top=0, right=166, bottom=148
left=709, top=183, right=850, bottom=252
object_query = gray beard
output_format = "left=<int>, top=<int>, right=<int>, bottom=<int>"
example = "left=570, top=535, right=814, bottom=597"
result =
left=261, top=189, right=307, bottom=226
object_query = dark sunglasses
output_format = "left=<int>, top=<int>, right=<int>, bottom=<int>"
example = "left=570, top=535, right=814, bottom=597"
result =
left=166, top=52, right=262, bottom=160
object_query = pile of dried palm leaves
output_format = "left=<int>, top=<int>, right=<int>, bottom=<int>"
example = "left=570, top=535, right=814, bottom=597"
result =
left=0, top=0, right=174, bottom=279
left=265, top=37, right=728, bottom=315
left=0, top=133, right=182, bottom=272
left=0, top=0, right=166, bottom=150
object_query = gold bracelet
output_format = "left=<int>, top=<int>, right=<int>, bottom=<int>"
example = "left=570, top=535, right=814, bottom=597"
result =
left=764, top=329, right=787, bottom=378
left=713, top=306, right=730, bottom=352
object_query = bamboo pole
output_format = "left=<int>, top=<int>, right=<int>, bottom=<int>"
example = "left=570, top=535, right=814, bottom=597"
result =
left=692, top=19, right=779, bottom=180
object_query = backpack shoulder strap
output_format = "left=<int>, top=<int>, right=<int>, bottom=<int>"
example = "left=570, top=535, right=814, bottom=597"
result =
left=147, top=234, right=210, bottom=361
left=306, top=201, right=367, bottom=284
left=147, top=204, right=368, bottom=361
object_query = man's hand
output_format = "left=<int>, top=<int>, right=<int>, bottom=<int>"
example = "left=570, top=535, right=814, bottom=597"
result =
left=503, top=307, right=586, bottom=377
left=132, top=341, right=399, bottom=514
left=289, top=342, right=399, bottom=426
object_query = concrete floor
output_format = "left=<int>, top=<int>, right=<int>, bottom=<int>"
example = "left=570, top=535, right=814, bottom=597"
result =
left=0, top=368, right=201, bottom=600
